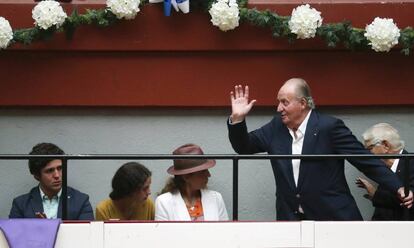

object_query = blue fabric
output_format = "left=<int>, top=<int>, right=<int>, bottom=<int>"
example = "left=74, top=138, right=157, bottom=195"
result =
left=0, top=219, right=60, bottom=248
left=163, top=0, right=172, bottom=16
left=228, top=110, right=403, bottom=220
left=9, top=186, right=94, bottom=220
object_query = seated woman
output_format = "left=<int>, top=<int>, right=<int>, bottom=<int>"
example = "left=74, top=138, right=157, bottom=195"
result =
left=96, top=162, right=154, bottom=220
left=155, top=144, right=228, bottom=221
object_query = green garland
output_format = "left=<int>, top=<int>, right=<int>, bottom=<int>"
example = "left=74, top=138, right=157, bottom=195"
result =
left=13, top=8, right=118, bottom=45
left=240, top=7, right=414, bottom=55
left=8, top=0, right=414, bottom=55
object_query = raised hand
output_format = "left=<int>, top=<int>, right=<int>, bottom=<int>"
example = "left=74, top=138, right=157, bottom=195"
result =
left=230, top=85, right=257, bottom=123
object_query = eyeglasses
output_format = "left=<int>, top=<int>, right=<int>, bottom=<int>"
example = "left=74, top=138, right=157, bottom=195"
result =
left=366, top=140, right=383, bottom=150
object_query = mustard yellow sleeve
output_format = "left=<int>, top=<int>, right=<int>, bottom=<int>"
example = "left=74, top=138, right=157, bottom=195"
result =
left=95, top=202, right=108, bottom=221
left=148, top=198, right=155, bottom=220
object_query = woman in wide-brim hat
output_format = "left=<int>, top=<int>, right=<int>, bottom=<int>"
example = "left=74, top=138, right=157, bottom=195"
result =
left=155, top=143, right=229, bottom=221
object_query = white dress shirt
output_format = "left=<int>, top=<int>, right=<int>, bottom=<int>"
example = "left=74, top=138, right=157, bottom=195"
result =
left=39, top=187, right=61, bottom=219
left=288, top=110, right=312, bottom=186
left=390, top=149, right=403, bottom=173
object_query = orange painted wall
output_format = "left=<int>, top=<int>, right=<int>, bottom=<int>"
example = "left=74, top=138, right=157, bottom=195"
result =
left=0, top=1, right=413, bottom=107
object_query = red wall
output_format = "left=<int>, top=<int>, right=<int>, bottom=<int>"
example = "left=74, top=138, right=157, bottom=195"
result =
left=0, top=1, right=413, bottom=107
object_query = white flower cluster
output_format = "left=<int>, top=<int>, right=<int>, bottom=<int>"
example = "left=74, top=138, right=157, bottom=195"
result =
left=364, top=17, right=400, bottom=52
left=32, top=0, right=67, bottom=30
left=0, top=17, right=13, bottom=49
left=107, top=0, right=140, bottom=20
left=209, top=0, right=240, bottom=32
left=288, top=4, right=322, bottom=39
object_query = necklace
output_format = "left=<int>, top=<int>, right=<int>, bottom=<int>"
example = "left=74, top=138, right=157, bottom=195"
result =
left=182, top=190, right=201, bottom=213
left=184, top=197, right=196, bottom=210
left=185, top=197, right=203, bottom=219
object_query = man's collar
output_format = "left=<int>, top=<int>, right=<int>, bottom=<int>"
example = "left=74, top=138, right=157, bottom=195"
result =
left=390, top=149, right=403, bottom=173
left=289, top=110, right=312, bottom=135
left=297, top=110, right=312, bottom=134
left=39, top=186, right=62, bottom=200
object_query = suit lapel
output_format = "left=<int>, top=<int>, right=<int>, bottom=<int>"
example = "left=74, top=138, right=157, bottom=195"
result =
left=30, top=187, right=44, bottom=216
left=201, top=189, right=217, bottom=220
left=277, top=124, right=296, bottom=190
left=57, top=188, right=70, bottom=219
left=396, top=150, right=408, bottom=179
left=297, top=111, right=319, bottom=190
left=175, top=192, right=191, bottom=221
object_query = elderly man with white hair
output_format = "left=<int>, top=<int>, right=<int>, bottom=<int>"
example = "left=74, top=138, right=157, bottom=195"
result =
left=227, top=78, right=413, bottom=221
left=357, top=123, right=414, bottom=220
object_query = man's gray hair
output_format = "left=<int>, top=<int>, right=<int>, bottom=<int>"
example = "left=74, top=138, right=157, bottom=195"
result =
left=362, top=123, right=405, bottom=151
left=292, top=78, right=315, bottom=109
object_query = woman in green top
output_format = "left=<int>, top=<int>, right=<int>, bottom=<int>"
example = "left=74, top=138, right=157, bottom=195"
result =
left=96, top=162, right=154, bottom=220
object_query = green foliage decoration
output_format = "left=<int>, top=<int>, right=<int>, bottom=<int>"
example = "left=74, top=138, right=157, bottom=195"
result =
left=4, top=0, right=414, bottom=54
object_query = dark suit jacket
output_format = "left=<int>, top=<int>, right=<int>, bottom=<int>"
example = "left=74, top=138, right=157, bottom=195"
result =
left=9, top=186, right=94, bottom=220
left=371, top=150, right=414, bottom=220
left=228, top=110, right=402, bottom=220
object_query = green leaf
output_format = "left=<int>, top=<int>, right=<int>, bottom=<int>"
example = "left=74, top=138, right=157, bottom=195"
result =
left=6, top=1, right=414, bottom=55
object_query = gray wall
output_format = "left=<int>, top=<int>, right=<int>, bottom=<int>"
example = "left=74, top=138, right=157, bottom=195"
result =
left=0, top=107, right=412, bottom=220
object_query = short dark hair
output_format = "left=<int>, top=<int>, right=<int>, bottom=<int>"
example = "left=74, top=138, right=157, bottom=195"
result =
left=29, top=143, right=65, bottom=177
left=109, top=162, right=152, bottom=200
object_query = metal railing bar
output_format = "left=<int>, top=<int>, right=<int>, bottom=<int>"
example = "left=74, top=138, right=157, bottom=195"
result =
left=0, top=154, right=412, bottom=160
left=2, top=154, right=411, bottom=221
left=62, top=159, right=68, bottom=220
left=232, top=158, right=239, bottom=221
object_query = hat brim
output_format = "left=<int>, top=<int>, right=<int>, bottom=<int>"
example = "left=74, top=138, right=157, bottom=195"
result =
left=167, top=160, right=216, bottom=175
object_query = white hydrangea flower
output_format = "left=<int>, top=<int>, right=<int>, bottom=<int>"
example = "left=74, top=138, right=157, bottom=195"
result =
left=0, top=17, right=13, bottom=49
left=32, top=0, right=67, bottom=30
left=364, top=17, right=400, bottom=52
left=288, top=4, right=322, bottom=39
left=209, top=0, right=240, bottom=32
left=107, top=0, right=140, bottom=20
